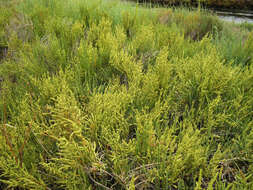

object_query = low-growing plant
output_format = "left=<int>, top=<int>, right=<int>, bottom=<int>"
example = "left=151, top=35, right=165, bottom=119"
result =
left=1, top=0, right=253, bottom=189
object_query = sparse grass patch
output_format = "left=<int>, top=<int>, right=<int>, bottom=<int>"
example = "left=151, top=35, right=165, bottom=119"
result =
left=214, top=22, right=253, bottom=67
left=158, top=8, right=223, bottom=40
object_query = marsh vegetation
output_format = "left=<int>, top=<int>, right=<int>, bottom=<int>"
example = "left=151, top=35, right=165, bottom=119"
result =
left=129, top=0, right=253, bottom=9
left=0, top=0, right=253, bottom=189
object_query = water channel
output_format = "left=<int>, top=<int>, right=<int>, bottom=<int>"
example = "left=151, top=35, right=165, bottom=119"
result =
left=213, top=9, right=253, bottom=24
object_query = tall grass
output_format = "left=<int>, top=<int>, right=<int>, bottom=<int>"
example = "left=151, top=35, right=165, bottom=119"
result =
left=0, top=0, right=253, bottom=189
left=129, top=0, right=253, bottom=9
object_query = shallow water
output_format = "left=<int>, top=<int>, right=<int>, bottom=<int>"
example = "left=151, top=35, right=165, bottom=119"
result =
left=218, top=15, right=253, bottom=24
left=214, top=10, right=253, bottom=24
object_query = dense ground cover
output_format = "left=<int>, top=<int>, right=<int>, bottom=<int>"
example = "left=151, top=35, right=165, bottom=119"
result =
left=0, top=0, right=253, bottom=189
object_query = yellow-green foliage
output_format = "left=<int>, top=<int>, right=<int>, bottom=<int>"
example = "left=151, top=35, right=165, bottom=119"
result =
left=1, top=0, right=253, bottom=189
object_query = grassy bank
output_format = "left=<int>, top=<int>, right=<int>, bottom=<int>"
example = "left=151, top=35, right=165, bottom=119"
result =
left=1, top=0, right=253, bottom=189
left=128, top=0, right=253, bottom=9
